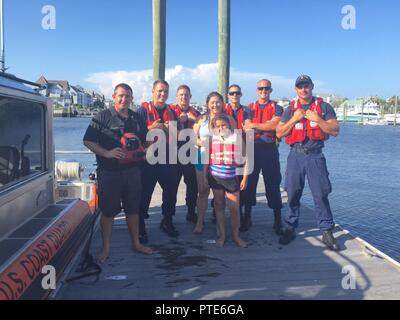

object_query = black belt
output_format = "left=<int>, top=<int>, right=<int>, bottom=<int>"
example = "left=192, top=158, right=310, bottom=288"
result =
left=291, top=146, right=322, bottom=154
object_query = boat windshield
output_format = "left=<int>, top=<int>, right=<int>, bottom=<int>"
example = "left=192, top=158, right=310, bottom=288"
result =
left=0, top=97, right=46, bottom=190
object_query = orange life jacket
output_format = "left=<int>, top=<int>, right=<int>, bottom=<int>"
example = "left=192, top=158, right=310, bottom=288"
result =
left=249, top=100, right=277, bottom=141
left=141, top=101, right=177, bottom=144
left=224, top=104, right=245, bottom=129
left=285, top=97, right=328, bottom=145
left=170, top=104, right=200, bottom=129
left=141, top=101, right=176, bottom=126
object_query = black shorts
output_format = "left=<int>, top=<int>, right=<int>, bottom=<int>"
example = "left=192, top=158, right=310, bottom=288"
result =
left=208, top=173, right=240, bottom=193
left=97, top=166, right=142, bottom=217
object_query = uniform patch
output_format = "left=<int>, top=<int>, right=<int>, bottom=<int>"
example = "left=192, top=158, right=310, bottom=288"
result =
left=295, top=123, right=304, bottom=130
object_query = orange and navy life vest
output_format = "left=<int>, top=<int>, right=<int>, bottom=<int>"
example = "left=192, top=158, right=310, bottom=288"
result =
left=119, top=133, right=146, bottom=165
left=170, top=104, right=200, bottom=129
left=141, top=101, right=177, bottom=126
left=248, top=100, right=277, bottom=141
left=209, top=132, right=242, bottom=167
left=224, top=104, right=245, bottom=129
left=285, top=97, right=328, bottom=145
left=141, top=101, right=177, bottom=144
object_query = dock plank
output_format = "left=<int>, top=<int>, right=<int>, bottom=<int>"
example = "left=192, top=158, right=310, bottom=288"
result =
left=59, top=181, right=400, bottom=300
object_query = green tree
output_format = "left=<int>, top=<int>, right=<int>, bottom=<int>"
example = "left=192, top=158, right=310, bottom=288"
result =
left=387, top=96, right=400, bottom=113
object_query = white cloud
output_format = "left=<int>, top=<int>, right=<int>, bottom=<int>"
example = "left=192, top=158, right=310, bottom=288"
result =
left=84, top=63, right=331, bottom=104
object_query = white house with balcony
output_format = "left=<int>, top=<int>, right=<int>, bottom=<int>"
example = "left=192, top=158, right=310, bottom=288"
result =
left=36, top=76, right=72, bottom=110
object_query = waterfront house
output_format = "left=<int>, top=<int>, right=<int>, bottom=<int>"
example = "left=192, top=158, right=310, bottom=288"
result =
left=36, top=76, right=73, bottom=114
left=92, top=91, right=105, bottom=109
left=74, top=85, right=89, bottom=107
left=84, top=89, right=93, bottom=108
left=70, top=85, right=85, bottom=107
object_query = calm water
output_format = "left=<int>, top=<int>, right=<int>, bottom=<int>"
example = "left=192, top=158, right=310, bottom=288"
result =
left=54, top=118, right=400, bottom=261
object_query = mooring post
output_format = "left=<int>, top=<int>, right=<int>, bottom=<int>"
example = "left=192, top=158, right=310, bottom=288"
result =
left=218, top=0, right=230, bottom=102
left=153, top=0, right=166, bottom=81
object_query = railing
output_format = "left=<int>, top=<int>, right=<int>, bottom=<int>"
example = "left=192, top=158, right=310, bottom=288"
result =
left=55, top=150, right=93, bottom=154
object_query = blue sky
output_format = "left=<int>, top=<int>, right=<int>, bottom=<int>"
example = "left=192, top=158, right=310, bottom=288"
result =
left=4, top=0, right=400, bottom=103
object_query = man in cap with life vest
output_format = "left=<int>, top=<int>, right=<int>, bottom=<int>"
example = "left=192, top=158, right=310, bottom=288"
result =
left=241, top=79, right=284, bottom=234
left=224, top=84, right=253, bottom=224
left=170, top=85, right=200, bottom=224
left=83, top=83, right=154, bottom=264
left=276, top=75, right=340, bottom=251
left=137, top=80, right=180, bottom=243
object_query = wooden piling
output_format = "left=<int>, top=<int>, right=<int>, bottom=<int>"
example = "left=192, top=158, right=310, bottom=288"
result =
left=218, top=0, right=230, bottom=102
left=153, top=0, right=166, bottom=81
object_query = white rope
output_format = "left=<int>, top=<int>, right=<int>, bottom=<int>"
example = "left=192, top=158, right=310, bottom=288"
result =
left=55, top=160, right=83, bottom=181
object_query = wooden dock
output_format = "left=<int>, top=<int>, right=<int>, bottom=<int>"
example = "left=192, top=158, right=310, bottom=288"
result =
left=58, top=181, right=400, bottom=300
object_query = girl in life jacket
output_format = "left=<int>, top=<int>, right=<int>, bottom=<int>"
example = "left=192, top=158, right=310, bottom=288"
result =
left=285, top=97, right=328, bottom=145
left=205, top=113, right=248, bottom=248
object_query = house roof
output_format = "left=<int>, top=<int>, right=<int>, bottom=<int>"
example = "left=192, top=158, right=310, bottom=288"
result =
left=50, top=80, right=70, bottom=90
left=71, top=85, right=84, bottom=93
left=36, top=76, right=70, bottom=90
left=36, top=76, right=48, bottom=85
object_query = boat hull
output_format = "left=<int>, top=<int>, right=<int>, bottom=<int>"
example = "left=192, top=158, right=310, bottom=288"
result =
left=0, top=199, right=94, bottom=300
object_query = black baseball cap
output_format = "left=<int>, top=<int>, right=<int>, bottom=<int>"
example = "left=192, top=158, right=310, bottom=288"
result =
left=295, top=75, right=313, bottom=87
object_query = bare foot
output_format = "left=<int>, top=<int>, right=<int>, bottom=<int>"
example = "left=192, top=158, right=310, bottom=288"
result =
left=216, top=236, right=225, bottom=247
left=233, top=237, right=247, bottom=248
left=95, top=250, right=109, bottom=264
left=193, top=224, right=203, bottom=234
left=133, top=243, right=154, bottom=255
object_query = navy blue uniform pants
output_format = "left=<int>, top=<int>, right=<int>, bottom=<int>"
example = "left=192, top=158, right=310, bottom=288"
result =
left=176, top=162, right=198, bottom=211
left=284, top=150, right=334, bottom=231
left=244, top=142, right=283, bottom=210
left=139, top=163, right=178, bottom=222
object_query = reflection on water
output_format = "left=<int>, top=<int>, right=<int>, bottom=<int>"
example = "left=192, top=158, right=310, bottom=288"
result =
left=54, top=118, right=400, bottom=261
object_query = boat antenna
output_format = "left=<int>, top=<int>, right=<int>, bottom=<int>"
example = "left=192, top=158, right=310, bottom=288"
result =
left=0, top=0, right=8, bottom=73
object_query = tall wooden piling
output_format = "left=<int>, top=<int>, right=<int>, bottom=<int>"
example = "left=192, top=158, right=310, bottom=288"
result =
left=153, top=0, right=166, bottom=81
left=218, top=0, right=230, bottom=102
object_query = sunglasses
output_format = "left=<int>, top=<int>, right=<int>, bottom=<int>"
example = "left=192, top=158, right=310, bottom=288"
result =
left=257, top=86, right=271, bottom=91
left=296, top=84, right=312, bottom=89
left=228, top=91, right=241, bottom=96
